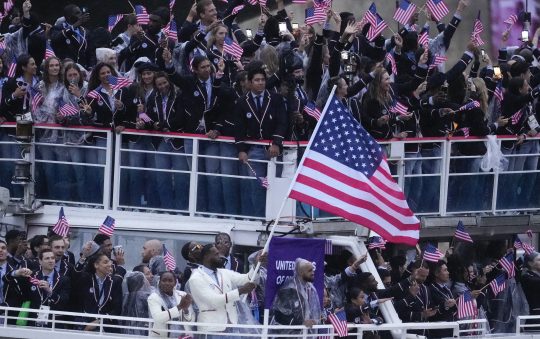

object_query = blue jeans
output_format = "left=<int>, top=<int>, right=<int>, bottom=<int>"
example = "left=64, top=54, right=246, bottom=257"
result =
left=220, top=143, right=240, bottom=215
left=155, top=140, right=189, bottom=210
left=240, top=146, right=267, bottom=218
left=124, top=137, right=157, bottom=207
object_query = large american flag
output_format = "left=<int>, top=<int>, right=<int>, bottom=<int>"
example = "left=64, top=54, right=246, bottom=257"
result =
left=471, top=11, right=484, bottom=47
left=304, top=101, right=321, bottom=120
left=393, top=0, right=416, bottom=26
left=108, top=14, right=124, bottom=32
left=288, top=96, right=420, bottom=245
left=457, top=291, right=476, bottom=319
left=163, top=244, right=177, bottom=271
left=223, top=36, right=243, bottom=60
left=498, top=253, right=514, bottom=278
left=135, top=5, right=150, bottom=25
left=454, top=221, right=473, bottom=243
left=52, top=207, right=70, bottom=237
left=328, top=309, right=348, bottom=337
left=58, top=102, right=80, bottom=117
left=489, top=274, right=506, bottom=296
left=366, top=13, right=388, bottom=42
left=367, top=236, right=386, bottom=250
left=107, top=75, right=133, bottom=90
left=98, top=216, right=116, bottom=236
left=305, top=6, right=326, bottom=25
left=423, top=243, right=443, bottom=262
left=426, top=0, right=449, bottom=22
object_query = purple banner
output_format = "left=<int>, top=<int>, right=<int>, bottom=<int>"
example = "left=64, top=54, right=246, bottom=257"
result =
left=264, top=237, right=325, bottom=309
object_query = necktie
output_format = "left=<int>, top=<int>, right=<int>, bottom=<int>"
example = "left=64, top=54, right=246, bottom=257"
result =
left=256, top=95, right=262, bottom=112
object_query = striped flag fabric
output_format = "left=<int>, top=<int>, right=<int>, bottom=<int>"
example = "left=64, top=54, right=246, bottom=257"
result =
left=58, top=102, right=80, bottom=117
left=223, top=36, right=243, bottom=60
left=459, top=127, right=470, bottom=138
left=7, top=57, right=16, bottom=78
left=367, top=236, right=386, bottom=250
left=390, top=101, right=408, bottom=115
left=514, top=236, right=535, bottom=255
left=87, top=86, right=102, bottom=100
left=247, top=0, right=258, bottom=5
left=325, top=240, right=333, bottom=255
left=231, top=4, right=245, bottom=15
left=98, top=216, right=116, bottom=236
left=135, top=5, right=150, bottom=25
left=32, top=92, right=44, bottom=111
left=366, top=13, right=388, bottom=41
left=504, top=14, right=518, bottom=26
left=164, top=19, right=178, bottom=41
left=364, top=3, right=378, bottom=26
left=386, top=53, right=397, bottom=75
left=108, top=15, right=124, bottom=32
left=471, top=11, right=484, bottom=47
left=418, top=25, right=429, bottom=46
left=328, top=309, right=348, bottom=337
left=29, top=276, right=41, bottom=286
left=494, top=82, right=504, bottom=102
left=259, top=0, right=267, bottom=7
left=511, top=109, right=523, bottom=125
left=163, top=244, right=177, bottom=271
left=429, top=54, right=448, bottom=70
left=393, top=0, right=416, bottom=26
left=423, top=243, right=443, bottom=262
left=305, top=6, right=326, bottom=25
left=3, top=0, right=13, bottom=14
left=139, top=112, right=153, bottom=122
left=458, top=100, right=480, bottom=111
left=304, top=101, right=321, bottom=120
left=499, top=253, right=515, bottom=278
left=457, top=291, right=476, bottom=319
left=169, top=0, right=175, bottom=12
left=288, top=96, right=420, bottom=245
left=454, top=221, right=473, bottom=243
left=258, top=177, right=269, bottom=189
left=44, top=40, right=56, bottom=59
left=52, top=207, right=70, bottom=237
left=426, top=0, right=449, bottom=22
left=107, top=75, right=133, bottom=90
left=489, top=274, right=506, bottom=296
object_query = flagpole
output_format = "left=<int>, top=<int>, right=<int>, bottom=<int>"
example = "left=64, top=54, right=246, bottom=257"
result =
left=244, top=86, right=338, bottom=291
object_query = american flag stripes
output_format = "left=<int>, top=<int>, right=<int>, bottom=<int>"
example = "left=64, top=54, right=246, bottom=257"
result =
left=163, top=244, right=177, bottom=271
left=367, top=236, right=386, bottom=250
left=494, top=83, right=504, bottom=102
left=135, top=5, right=150, bottom=25
left=429, top=54, right=448, bottom=70
left=423, top=243, right=443, bottom=262
left=32, top=92, right=44, bottom=111
left=458, top=101, right=480, bottom=111
left=44, top=40, right=56, bottom=59
left=7, top=57, right=16, bottom=78
left=304, top=101, right=321, bottom=120
left=459, top=127, right=470, bottom=138
left=471, top=11, right=484, bottom=47
left=259, top=0, right=267, bottom=7
left=223, top=36, right=243, bottom=60
left=325, top=240, right=333, bottom=255
left=58, top=103, right=80, bottom=117
left=499, top=253, right=515, bottom=278
left=328, top=309, right=348, bottom=337
left=139, top=112, right=153, bottom=122
left=489, top=274, right=506, bottom=296
left=164, top=19, right=178, bottom=41
left=258, top=177, right=270, bottom=189
left=364, top=3, right=378, bottom=27
left=52, top=207, right=70, bottom=237
left=98, top=216, right=116, bottom=236
left=108, top=15, right=124, bottom=32
left=366, top=13, right=388, bottom=42
left=169, top=0, right=175, bottom=12
left=107, top=75, right=133, bottom=90
left=390, top=101, right=408, bottom=115
left=3, top=0, right=13, bottom=14
left=393, top=0, right=416, bottom=26
left=454, top=221, right=473, bottom=243
left=386, top=53, right=397, bottom=75
left=511, top=109, right=523, bottom=125
left=247, top=0, right=258, bottom=5
left=457, top=291, right=476, bottom=319
left=514, top=236, right=535, bottom=255
left=304, top=6, right=326, bottom=25
left=288, top=96, right=420, bottom=245
left=418, top=26, right=430, bottom=46
left=426, top=0, right=449, bottom=22
left=87, top=86, right=102, bottom=100
left=231, top=4, right=245, bottom=15
left=29, top=276, right=41, bottom=286
left=504, top=14, right=518, bottom=27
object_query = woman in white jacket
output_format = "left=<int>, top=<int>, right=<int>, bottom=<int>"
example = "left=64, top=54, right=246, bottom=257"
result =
left=147, top=271, right=193, bottom=337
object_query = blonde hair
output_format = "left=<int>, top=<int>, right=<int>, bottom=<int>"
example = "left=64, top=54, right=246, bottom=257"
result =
left=259, top=45, right=279, bottom=75
left=207, top=24, right=228, bottom=50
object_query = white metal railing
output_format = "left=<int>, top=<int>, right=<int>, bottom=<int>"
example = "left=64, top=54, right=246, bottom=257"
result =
left=2, top=123, right=540, bottom=220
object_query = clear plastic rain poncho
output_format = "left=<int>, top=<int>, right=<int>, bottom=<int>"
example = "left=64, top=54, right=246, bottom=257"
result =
left=121, top=271, right=153, bottom=336
left=487, top=277, right=529, bottom=334
left=270, top=258, right=322, bottom=336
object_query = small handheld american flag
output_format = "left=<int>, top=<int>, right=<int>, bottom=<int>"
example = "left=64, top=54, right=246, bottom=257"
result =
left=367, top=236, right=386, bottom=250
left=429, top=55, right=448, bottom=70
left=458, top=101, right=480, bottom=111
left=108, top=15, right=124, bottom=32
left=393, top=0, right=416, bottom=26
left=135, top=5, right=150, bottom=25
left=364, top=3, right=378, bottom=27
left=29, top=276, right=41, bottom=286
left=471, top=11, right=484, bottom=47
left=514, top=236, right=535, bottom=255
left=390, top=101, right=408, bottom=115
left=511, top=109, right=523, bottom=125
left=163, top=244, right=177, bottom=271
left=304, top=6, right=326, bottom=25
left=328, top=309, right=348, bottom=337
left=98, top=216, right=116, bottom=236
left=4, top=0, right=13, bottom=14
left=457, top=291, right=476, bottom=319
left=223, top=36, right=243, bottom=60
left=423, top=243, right=443, bottom=263
left=494, top=83, right=504, bottom=103
left=304, top=102, right=321, bottom=120
left=52, top=207, right=70, bottom=237
left=107, top=75, right=133, bottom=90
left=246, top=162, right=269, bottom=189
left=454, top=221, right=473, bottom=243
left=489, top=274, right=506, bottom=296
left=87, top=86, right=102, bottom=100
left=366, top=13, right=388, bottom=42
left=7, top=57, right=16, bottom=78
left=426, top=0, right=449, bottom=22
left=498, top=253, right=514, bottom=278
left=504, top=14, right=518, bottom=27
left=44, top=40, right=56, bottom=59
left=32, top=92, right=44, bottom=112
left=385, top=53, right=397, bottom=75
left=231, top=4, right=245, bottom=15
left=58, top=102, right=80, bottom=117
left=164, top=19, right=178, bottom=41
left=139, top=113, right=153, bottom=123
left=418, top=26, right=429, bottom=47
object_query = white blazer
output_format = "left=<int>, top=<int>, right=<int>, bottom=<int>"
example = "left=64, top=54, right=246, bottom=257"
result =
left=147, top=290, right=193, bottom=337
left=186, top=266, right=258, bottom=332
